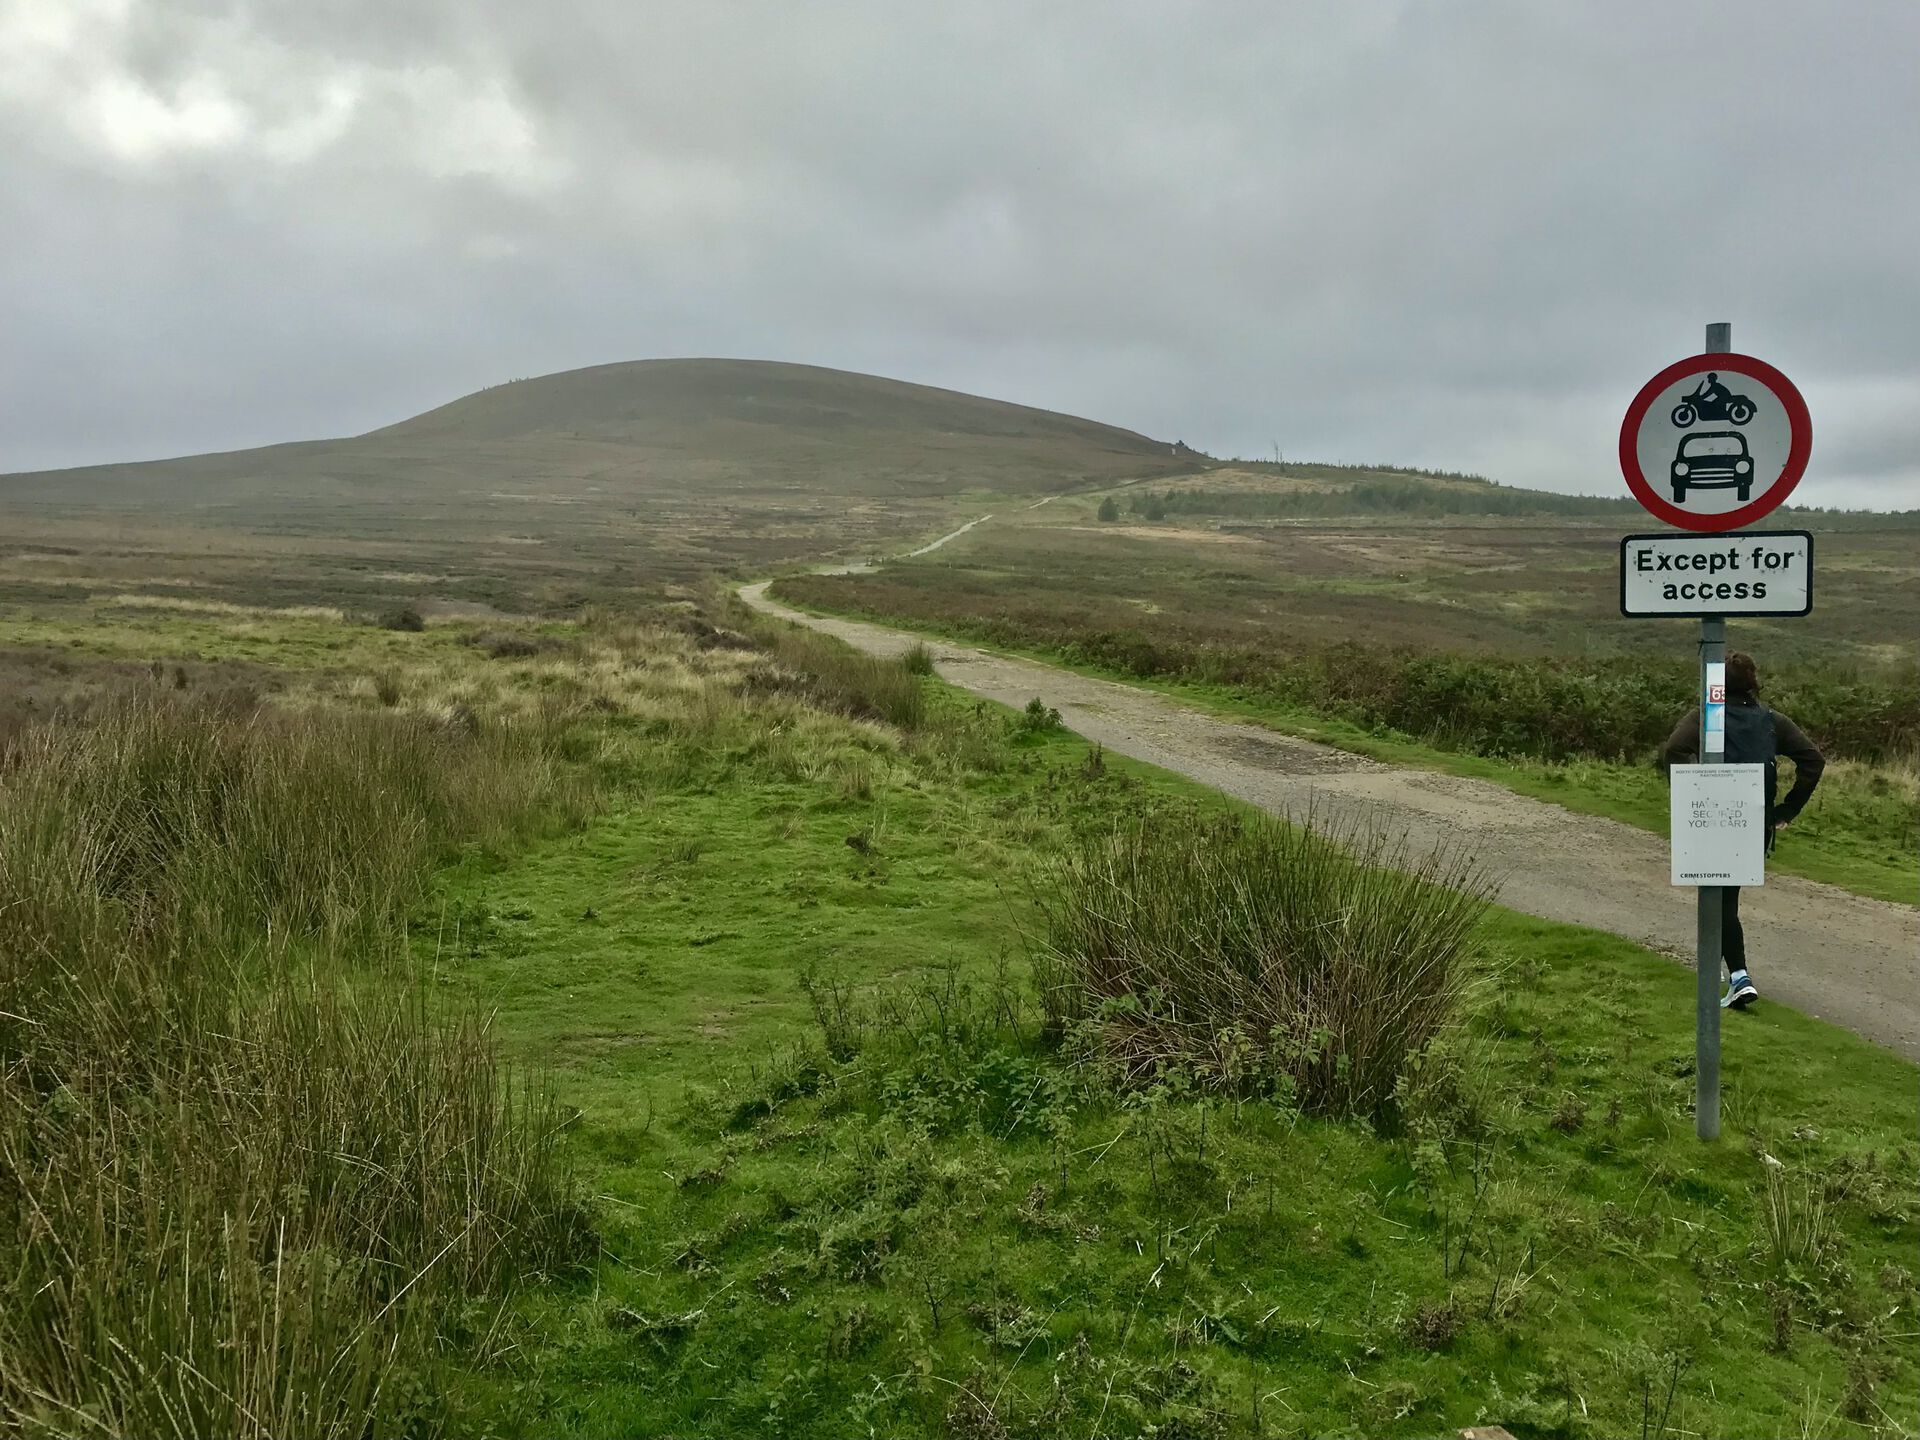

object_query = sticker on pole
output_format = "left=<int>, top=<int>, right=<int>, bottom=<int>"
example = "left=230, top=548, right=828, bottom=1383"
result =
left=1620, top=530, right=1813, bottom=616
left=1670, top=765, right=1766, bottom=887
left=1704, top=661, right=1726, bottom=751
left=1619, top=353, right=1811, bottom=532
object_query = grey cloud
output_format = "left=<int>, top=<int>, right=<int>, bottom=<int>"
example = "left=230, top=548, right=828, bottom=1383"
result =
left=1, top=0, right=1915, bottom=507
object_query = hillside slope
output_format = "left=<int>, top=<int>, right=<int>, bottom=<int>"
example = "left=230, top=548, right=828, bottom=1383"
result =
left=373, top=358, right=1173, bottom=455
left=0, top=359, right=1192, bottom=515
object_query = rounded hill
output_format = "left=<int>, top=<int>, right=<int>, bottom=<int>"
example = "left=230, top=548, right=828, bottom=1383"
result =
left=374, top=358, right=1176, bottom=462
left=0, top=358, right=1199, bottom=513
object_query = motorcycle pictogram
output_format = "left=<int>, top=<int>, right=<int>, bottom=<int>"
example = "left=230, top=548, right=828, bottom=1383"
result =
left=1670, top=373, right=1756, bottom=428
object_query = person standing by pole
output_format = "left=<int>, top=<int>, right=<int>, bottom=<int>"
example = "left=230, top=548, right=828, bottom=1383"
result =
left=1660, top=650, right=1827, bottom=1009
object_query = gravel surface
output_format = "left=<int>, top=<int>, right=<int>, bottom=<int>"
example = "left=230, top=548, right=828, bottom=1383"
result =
left=742, top=580, right=1919, bottom=1060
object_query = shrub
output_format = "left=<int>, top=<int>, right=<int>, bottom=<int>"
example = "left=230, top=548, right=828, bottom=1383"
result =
left=1404, top=1297, right=1462, bottom=1351
left=382, top=604, right=427, bottom=632
left=471, top=629, right=547, bottom=658
left=1016, top=697, right=1063, bottom=734
left=1097, top=497, right=1120, bottom=522
left=1032, top=811, right=1491, bottom=1119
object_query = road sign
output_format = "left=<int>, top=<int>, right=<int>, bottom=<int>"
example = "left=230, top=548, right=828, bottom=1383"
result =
left=1670, top=765, right=1766, bottom=887
left=1619, top=352, right=1811, bottom=532
left=1620, top=530, right=1813, bottom=616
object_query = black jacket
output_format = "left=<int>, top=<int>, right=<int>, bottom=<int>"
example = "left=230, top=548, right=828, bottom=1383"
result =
left=1659, top=699, right=1826, bottom=826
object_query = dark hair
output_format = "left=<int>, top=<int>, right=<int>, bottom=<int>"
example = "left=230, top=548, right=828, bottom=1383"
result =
left=1726, top=651, right=1759, bottom=698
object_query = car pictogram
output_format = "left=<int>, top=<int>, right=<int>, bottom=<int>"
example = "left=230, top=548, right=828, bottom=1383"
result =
left=1670, top=431, right=1755, bottom=504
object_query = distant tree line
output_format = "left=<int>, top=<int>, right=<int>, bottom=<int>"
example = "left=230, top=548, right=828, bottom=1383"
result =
left=1229, top=457, right=1494, bottom=483
left=1127, top=479, right=1639, bottom=521
left=1094, top=479, right=1920, bottom=527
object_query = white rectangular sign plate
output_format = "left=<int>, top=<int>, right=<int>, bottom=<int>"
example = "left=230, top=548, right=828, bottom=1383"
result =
left=1620, top=530, right=1812, bottom=617
left=1670, top=764, right=1766, bottom=887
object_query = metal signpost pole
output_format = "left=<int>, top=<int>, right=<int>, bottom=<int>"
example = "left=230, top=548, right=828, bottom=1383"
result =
left=1696, top=613, right=1724, bottom=1139
left=1621, top=323, right=1810, bottom=1141
left=1694, top=319, right=1732, bottom=1142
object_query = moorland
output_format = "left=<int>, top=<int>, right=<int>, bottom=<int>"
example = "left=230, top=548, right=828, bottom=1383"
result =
left=1, top=362, right=1914, bottom=1438
left=0, top=359, right=1188, bottom=619
left=778, top=467, right=1918, bottom=903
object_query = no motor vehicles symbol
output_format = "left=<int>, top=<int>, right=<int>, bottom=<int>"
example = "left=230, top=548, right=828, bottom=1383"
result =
left=1618, top=352, right=1811, bottom=532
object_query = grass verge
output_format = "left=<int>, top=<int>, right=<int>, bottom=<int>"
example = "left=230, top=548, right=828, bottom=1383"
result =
left=415, top=631, right=1917, bottom=1438
left=765, top=579, right=1916, bottom=905
left=4, top=596, right=1912, bottom=1436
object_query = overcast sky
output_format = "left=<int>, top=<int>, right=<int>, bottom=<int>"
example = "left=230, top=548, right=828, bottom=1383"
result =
left=3, top=1, right=1915, bottom=506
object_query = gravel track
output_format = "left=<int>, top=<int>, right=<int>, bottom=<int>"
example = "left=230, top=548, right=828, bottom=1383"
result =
left=741, top=579, right=1919, bottom=1060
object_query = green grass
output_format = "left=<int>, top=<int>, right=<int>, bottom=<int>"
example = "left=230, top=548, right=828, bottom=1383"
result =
left=420, top=683, right=1092, bottom=1121
left=419, top=671, right=1917, bottom=1437
left=5, top=598, right=1913, bottom=1437
left=767, top=582, right=1916, bottom=906
left=0, top=599, right=479, bottom=670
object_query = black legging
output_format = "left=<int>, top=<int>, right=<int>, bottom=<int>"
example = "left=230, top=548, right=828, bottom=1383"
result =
left=1722, top=887, right=1746, bottom=977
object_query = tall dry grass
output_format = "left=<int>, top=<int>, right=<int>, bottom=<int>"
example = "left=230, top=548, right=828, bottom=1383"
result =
left=1033, top=811, right=1492, bottom=1120
left=758, top=624, right=928, bottom=731
left=0, top=693, right=592, bottom=1438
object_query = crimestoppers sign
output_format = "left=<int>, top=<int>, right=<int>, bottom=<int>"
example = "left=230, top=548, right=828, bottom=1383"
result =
left=1620, top=530, right=1813, bottom=616
left=1669, top=765, right=1766, bottom=887
left=1619, top=352, right=1811, bottom=532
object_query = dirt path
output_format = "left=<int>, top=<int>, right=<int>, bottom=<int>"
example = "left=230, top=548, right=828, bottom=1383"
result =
left=903, top=515, right=994, bottom=558
left=740, top=581, right=1919, bottom=1060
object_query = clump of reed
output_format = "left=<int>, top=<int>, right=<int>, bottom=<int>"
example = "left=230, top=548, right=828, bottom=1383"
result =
left=0, top=693, right=592, bottom=1438
left=1032, top=810, right=1492, bottom=1120
left=752, top=622, right=928, bottom=731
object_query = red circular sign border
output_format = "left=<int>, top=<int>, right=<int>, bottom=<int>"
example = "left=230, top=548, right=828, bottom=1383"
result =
left=1618, top=351, right=1812, bottom=532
